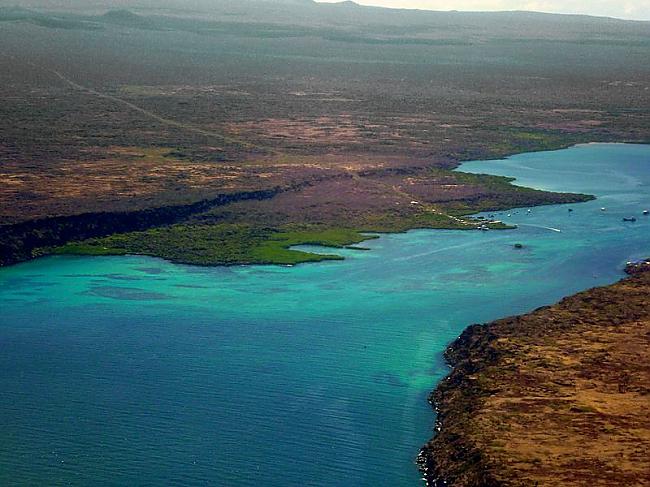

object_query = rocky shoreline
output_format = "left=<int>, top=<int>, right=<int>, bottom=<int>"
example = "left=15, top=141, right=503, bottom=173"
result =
left=625, top=259, right=650, bottom=276
left=419, top=263, right=650, bottom=486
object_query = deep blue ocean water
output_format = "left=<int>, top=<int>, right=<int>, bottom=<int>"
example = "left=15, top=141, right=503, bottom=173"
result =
left=0, top=143, right=648, bottom=486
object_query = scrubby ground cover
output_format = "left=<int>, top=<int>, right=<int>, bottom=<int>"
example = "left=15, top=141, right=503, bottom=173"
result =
left=0, top=1, right=647, bottom=265
left=55, top=225, right=373, bottom=265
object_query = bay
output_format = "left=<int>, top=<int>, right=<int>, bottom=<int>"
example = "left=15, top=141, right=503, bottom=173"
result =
left=1, top=143, right=648, bottom=486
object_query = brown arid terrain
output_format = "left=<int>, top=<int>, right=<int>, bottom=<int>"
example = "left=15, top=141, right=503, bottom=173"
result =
left=419, top=266, right=650, bottom=487
left=0, top=57, right=609, bottom=228
left=0, top=1, right=649, bottom=266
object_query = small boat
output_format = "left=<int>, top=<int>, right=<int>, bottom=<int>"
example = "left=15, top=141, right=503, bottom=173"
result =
left=644, top=210, right=649, bottom=215
left=514, top=243, right=524, bottom=249
left=623, top=217, right=637, bottom=222
left=601, top=207, right=606, bottom=212
left=568, top=208, right=573, bottom=212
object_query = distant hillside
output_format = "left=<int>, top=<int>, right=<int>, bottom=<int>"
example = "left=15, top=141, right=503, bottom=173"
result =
left=2, top=0, right=649, bottom=33
left=98, top=9, right=155, bottom=28
left=1, top=0, right=648, bottom=44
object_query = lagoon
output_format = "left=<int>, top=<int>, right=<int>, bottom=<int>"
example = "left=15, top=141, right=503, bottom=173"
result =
left=0, top=143, right=648, bottom=485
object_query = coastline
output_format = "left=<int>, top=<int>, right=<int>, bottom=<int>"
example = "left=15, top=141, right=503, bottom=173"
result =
left=10, top=140, right=650, bottom=270
left=2, top=141, right=644, bottom=485
left=12, top=184, right=591, bottom=268
left=418, top=265, right=650, bottom=486
left=0, top=141, right=604, bottom=269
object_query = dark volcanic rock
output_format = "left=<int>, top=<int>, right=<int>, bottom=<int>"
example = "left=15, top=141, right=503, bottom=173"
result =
left=625, top=259, right=650, bottom=275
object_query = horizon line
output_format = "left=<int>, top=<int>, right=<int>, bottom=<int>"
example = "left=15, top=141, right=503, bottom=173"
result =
left=312, top=0, right=650, bottom=22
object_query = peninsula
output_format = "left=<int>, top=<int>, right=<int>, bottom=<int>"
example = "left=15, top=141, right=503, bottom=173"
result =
left=419, top=265, right=650, bottom=486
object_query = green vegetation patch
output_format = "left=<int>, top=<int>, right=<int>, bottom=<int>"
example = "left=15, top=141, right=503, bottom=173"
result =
left=438, top=170, right=595, bottom=215
left=468, top=129, right=595, bottom=162
left=55, top=224, right=374, bottom=266
left=40, top=166, right=591, bottom=268
left=360, top=209, right=478, bottom=232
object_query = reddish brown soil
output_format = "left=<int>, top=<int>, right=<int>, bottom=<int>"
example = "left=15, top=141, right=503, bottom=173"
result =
left=420, top=271, right=650, bottom=487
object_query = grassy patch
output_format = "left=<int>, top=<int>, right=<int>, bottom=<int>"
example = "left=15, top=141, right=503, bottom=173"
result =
left=54, top=224, right=374, bottom=266
left=360, top=209, right=478, bottom=232
left=54, top=244, right=128, bottom=256
left=480, top=129, right=593, bottom=160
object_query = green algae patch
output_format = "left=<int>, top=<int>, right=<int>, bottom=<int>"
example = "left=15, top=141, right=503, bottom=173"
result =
left=54, top=224, right=374, bottom=266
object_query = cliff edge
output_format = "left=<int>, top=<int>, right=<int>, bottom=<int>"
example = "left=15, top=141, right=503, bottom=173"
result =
left=419, top=266, right=650, bottom=486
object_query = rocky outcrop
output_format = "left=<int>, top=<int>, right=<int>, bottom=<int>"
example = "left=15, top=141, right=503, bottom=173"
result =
left=419, top=266, right=650, bottom=486
left=0, top=188, right=280, bottom=267
left=625, top=259, right=650, bottom=275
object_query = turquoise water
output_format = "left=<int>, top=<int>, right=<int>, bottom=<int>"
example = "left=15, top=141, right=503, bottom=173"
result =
left=1, top=143, right=649, bottom=486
